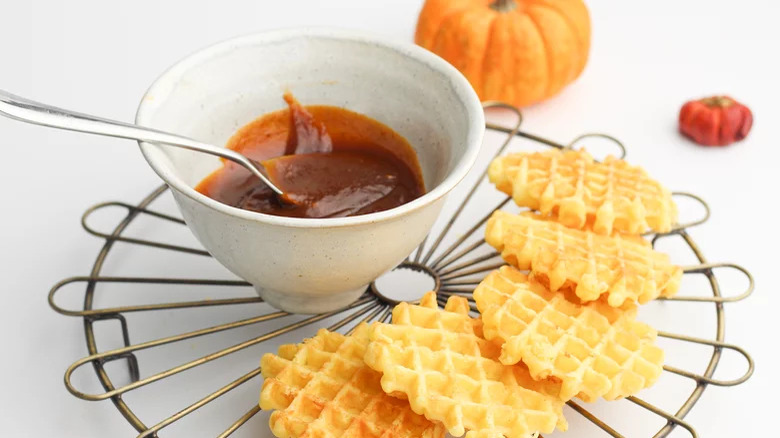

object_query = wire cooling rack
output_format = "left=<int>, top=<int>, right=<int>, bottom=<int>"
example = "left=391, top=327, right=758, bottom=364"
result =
left=50, top=102, right=754, bottom=438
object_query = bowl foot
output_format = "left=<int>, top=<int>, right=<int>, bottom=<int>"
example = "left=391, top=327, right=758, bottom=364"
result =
left=255, top=285, right=369, bottom=314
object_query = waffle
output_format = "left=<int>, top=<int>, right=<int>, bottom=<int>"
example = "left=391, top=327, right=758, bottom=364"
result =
left=364, top=292, right=567, bottom=438
left=474, top=266, right=665, bottom=402
left=485, top=210, right=682, bottom=306
left=259, top=324, right=445, bottom=438
left=488, top=149, right=677, bottom=235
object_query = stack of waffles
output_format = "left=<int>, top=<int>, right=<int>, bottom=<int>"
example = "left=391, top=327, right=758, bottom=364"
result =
left=258, top=148, right=679, bottom=437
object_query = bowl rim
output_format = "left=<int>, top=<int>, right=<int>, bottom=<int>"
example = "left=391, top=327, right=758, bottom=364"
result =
left=136, top=27, right=485, bottom=229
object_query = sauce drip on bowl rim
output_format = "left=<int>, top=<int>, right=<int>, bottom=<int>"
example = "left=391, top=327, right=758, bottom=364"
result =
left=196, top=94, right=425, bottom=218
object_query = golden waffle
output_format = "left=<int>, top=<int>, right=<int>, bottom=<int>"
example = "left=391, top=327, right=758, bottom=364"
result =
left=364, top=292, right=567, bottom=438
left=488, top=149, right=677, bottom=235
left=474, top=266, right=665, bottom=402
left=260, top=324, right=445, bottom=438
left=485, top=210, right=682, bottom=306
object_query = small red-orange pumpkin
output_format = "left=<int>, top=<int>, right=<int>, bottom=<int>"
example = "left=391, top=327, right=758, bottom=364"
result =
left=679, top=96, right=753, bottom=147
left=415, top=0, right=591, bottom=108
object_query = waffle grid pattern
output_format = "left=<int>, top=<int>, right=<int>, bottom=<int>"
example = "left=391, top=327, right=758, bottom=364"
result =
left=485, top=210, right=682, bottom=306
left=488, top=149, right=677, bottom=235
left=260, top=324, right=444, bottom=438
left=364, top=293, right=566, bottom=438
left=474, top=266, right=665, bottom=402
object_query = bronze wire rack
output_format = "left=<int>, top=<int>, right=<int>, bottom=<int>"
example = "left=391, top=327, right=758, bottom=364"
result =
left=49, top=102, right=755, bottom=438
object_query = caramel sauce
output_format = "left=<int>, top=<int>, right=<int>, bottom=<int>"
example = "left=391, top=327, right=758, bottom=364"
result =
left=195, top=95, right=425, bottom=218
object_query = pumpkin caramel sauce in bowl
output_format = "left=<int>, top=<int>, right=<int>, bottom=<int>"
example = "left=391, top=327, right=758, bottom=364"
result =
left=137, top=28, right=485, bottom=314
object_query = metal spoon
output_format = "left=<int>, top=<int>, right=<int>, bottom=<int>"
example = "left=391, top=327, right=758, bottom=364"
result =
left=0, top=90, right=288, bottom=199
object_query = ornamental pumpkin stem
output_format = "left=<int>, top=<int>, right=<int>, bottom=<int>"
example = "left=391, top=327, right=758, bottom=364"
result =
left=700, top=96, right=735, bottom=108
left=490, top=0, right=517, bottom=13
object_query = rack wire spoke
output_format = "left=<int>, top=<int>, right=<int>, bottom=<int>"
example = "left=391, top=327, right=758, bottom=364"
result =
left=66, top=311, right=287, bottom=400
left=137, top=367, right=264, bottom=438
left=626, top=397, right=698, bottom=438
left=437, top=289, right=476, bottom=298
left=439, top=261, right=505, bottom=282
left=58, top=297, right=264, bottom=318
left=419, top=102, right=523, bottom=265
left=440, top=279, right=482, bottom=287
left=217, top=405, right=262, bottom=438
left=432, top=238, right=489, bottom=272
left=65, top=297, right=374, bottom=400
left=344, top=304, right=390, bottom=335
left=437, top=286, right=477, bottom=293
left=437, top=252, right=501, bottom=278
left=326, top=301, right=385, bottom=332
left=669, top=262, right=755, bottom=303
left=82, top=194, right=210, bottom=256
left=663, top=192, right=711, bottom=233
left=378, top=306, right=394, bottom=323
left=566, top=400, right=624, bottom=438
left=564, top=132, right=628, bottom=159
left=485, top=124, right=565, bottom=151
left=568, top=396, right=699, bottom=438
left=429, top=197, right=512, bottom=270
left=49, top=276, right=256, bottom=317
left=85, top=201, right=186, bottom=225
left=658, top=331, right=755, bottom=386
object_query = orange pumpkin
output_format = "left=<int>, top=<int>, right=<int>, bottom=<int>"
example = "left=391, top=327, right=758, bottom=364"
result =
left=415, top=0, right=591, bottom=107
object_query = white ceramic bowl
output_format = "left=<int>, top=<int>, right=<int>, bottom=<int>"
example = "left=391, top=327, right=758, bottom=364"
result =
left=136, top=28, right=484, bottom=314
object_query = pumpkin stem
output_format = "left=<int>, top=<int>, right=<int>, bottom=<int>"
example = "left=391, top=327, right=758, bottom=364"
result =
left=490, top=0, right=517, bottom=13
left=700, top=96, right=734, bottom=108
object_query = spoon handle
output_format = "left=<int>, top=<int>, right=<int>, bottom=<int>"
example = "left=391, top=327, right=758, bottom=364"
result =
left=0, top=89, right=283, bottom=195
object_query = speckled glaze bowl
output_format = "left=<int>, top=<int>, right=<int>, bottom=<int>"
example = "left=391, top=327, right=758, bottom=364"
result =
left=136, top=28, right=484, bottom=314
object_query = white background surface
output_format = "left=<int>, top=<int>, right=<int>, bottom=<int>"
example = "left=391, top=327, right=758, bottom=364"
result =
left=1, top=1, right=778, bottom=436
